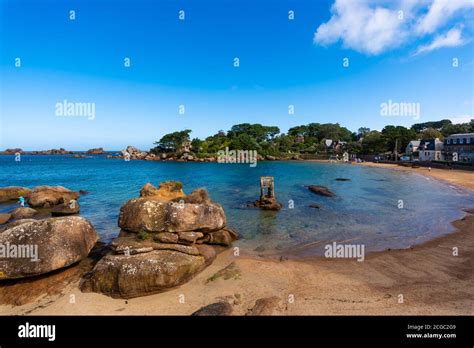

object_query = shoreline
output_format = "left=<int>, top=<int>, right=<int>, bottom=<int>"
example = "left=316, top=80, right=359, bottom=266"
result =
left=0, top=162, right=473, bottom=315
left=358, top=161, right=474, bottom=191
left=1, top=208, right=472, bottom=315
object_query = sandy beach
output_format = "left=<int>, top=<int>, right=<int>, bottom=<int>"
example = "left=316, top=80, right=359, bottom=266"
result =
left=359, top=161, right=474, bottom=191
left=0, top=164, right=473, bottom=316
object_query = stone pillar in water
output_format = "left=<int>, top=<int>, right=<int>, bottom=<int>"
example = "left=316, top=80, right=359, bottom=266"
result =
left=256, top=176, right=281, bottom=210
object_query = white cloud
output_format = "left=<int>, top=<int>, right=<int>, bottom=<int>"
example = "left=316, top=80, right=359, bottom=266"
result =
left=449, top=114, right=473, bottom=124
left=415, top=27, right=465, bottom=55
left=314, top=0, right=473, bottom=56
left=416, top=0, right=473, bottom=35
left=314, top=0, right=406, bottom=55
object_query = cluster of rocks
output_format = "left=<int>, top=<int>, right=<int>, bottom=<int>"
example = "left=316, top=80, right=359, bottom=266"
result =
left=81, top=181, right=238, bottom=298
left=115, top=145, right=303, bottom=163
left=0, top=185, right=98, bottom=280
left=86, top=147, right=105, bottom=155
left=1, top=148, right=109, bottom=157
left=0, top=182, right=238, bottom=297
left=1, top=148, right=23, bottom=155
left=117, top=145, right=216, bottom=162
left=120, top=145, right=151, bottom=160
left=0, top=186, right=82, bottom=226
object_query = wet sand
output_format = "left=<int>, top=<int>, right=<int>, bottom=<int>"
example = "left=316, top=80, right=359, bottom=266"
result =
left=0, top=165, right=473, bottom=315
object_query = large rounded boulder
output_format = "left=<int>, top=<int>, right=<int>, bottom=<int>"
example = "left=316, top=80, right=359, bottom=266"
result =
left=9, top=207, right=39, bottom=220
left=81, top=248, right=214, bottom=298
left=118, top=198, right=226, bottom=233
left=0, top=217, right=99, bottom=279
left=27, top=186, right=80, bottom=208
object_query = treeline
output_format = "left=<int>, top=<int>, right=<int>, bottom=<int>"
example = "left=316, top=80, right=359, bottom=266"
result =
left=150, top=119, right=474, bottom=157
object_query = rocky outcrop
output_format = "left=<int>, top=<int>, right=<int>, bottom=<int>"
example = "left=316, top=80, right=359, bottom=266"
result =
left=0, top=187, right=31, bottom=203
left=0, top=217, right=99, bottom=279
left=120, top=146, right=148, bottom=160
left=29, top=148, right=71, bottom=155
left=27, top=186, right=79, bottom=208
left=203, top=228, right=239, bottom=246
left=86, top=147, right=105, bottom=155
left=9, top=207, right=39, bottom=220
left=253, top=198, right=282, bottom=210
left=118, top=184, right=226, bottom=233
left=81, top=249, right=211, bottom=298
left=308, top=185, right=336, bottom=197
left=51, top=201, right=80, bottom=216
left=139, top=181, right=184, bottom=201
left=81, top=182, right=238, bottom=298
left=2, top=148, right=22, bottom=155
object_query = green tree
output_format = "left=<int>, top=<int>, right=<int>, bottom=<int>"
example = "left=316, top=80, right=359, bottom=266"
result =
left=152, top=129, right=192, bottom=153
left=381, top=125, right=416, bottom=153
left=191, top=138, right=203, bottom=152
left=418, top=127, right=444, bottom=140
left=229, top=133, right=260, bottom=150
left=411, top=119, right=452, bottom=133
left=227, top=123, right=280, bottom=142
left=361, top=131, right=387, bottom=154
left=441, top=122, right=472, bottom=137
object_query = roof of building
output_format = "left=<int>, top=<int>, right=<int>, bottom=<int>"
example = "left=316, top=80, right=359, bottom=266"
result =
left=446, top=133, right=474, bottom=138
left=419, top=139, right=440, bottom=151
left=408, top=140, right=421, bottom=146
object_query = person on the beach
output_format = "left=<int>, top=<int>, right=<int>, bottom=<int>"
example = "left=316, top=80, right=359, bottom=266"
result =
left=18, top=196, right=25, bottom=207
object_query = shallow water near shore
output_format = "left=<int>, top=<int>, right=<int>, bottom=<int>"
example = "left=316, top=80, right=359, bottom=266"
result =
left=1, top=155, right=473, bottom=257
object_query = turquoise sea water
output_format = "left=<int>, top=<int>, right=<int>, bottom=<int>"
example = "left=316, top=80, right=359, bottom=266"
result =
left=1, top=155, right=473, bottom=257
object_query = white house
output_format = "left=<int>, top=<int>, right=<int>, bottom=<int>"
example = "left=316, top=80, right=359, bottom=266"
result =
left=419, top=138, right=444, bottom=161
left=405, top=140, right=420, bottom=154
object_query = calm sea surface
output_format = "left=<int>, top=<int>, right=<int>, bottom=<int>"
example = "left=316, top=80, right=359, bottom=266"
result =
left=1, top=155, right=473, bottom=257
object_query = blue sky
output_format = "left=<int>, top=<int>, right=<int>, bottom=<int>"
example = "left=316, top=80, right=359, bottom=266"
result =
left=1, top=0, right=473, bottom=150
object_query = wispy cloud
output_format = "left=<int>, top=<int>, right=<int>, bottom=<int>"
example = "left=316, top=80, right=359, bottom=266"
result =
left=314, top=0, right=473, bottom=56
left=414, top=27, right=465, bottom=55
left=415, top=0, right=473, bottom=35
